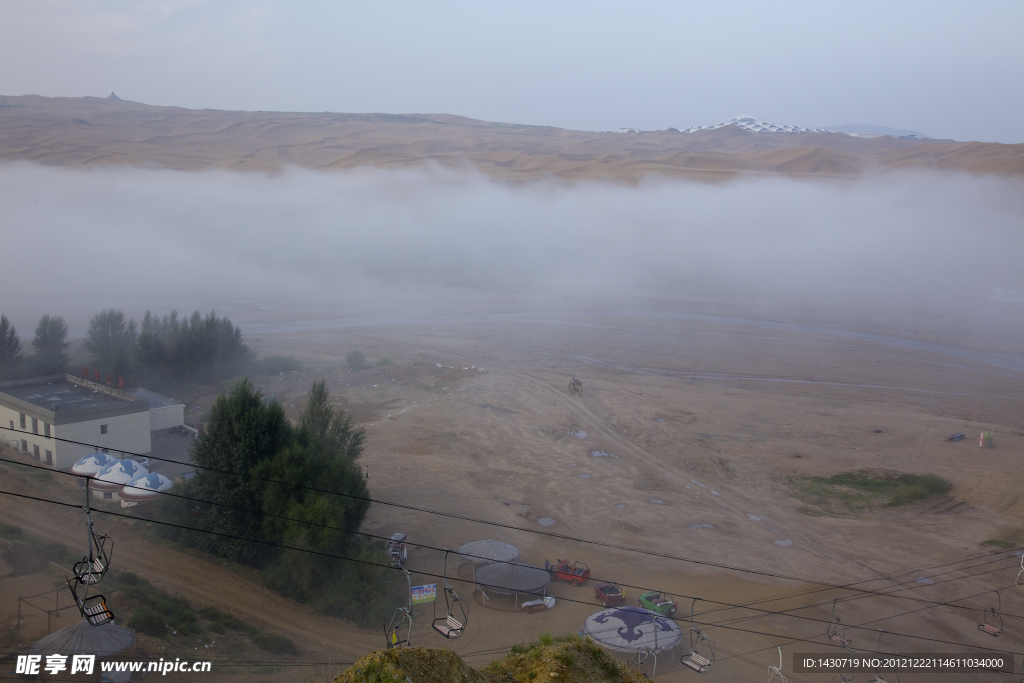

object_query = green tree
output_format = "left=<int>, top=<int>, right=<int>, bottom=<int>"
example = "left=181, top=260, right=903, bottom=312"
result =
left=136, top=309, right=251, bottom=388
left=31, top=314, right=69, bottom=375
left=86, top=309, right=138, bottom=379
left=299, top=378, right=366, bottom=459
left=176, top=379, right=292, bottom=565
left=0, top=315, right=22, bottom=380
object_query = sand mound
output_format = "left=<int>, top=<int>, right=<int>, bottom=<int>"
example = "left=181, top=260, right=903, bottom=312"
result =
left=1, top=95, right=1021, bottom=180
left=335, top=637, right=647, bottom=683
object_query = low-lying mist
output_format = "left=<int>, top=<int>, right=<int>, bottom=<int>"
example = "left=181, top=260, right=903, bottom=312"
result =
left=2, top=163, right=1022, bottom=342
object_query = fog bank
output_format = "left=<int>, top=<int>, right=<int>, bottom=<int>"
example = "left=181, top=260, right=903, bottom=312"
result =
left=1, top=164, right=1021, bottom=340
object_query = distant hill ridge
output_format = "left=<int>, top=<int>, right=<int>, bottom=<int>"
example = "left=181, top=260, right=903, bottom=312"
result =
left=0, top=95, right=1020, bottom=180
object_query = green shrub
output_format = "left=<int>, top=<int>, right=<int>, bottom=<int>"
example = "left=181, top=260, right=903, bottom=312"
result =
left=375, top=356, right=392, bottom=367
left=109, top=572, right=200, bottom=635
left=345, top=350, right=368, bottom=370
left=252, top=632, right=298, bottom=655
left=127, top=608, right=168, bottom=638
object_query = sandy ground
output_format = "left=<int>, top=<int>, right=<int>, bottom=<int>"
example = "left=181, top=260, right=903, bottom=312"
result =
left=1, top=95, right=1022, bottom=179
left=2, top=303, right=1024, bottom=682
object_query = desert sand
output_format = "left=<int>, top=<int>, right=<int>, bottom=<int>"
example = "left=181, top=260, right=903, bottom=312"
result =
left=1, top=95, right=1023, bottom=180
left=3, top=298, right=1023, bottom=682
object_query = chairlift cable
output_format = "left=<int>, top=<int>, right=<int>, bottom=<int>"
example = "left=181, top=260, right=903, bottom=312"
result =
left=0, top=488, right=1014, bottom=656
left=4, top=436, right=1022, bottom=618
left=4, top=454, right=1021, bottom=626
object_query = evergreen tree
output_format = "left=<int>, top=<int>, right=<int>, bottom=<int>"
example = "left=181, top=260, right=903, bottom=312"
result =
left=86, top=308, right=138, bottom=379
left=178, top=379, right=292, bottom=565
left=0, top=315, right=22, bottom=380
left=31, top=314, right=69, bottom=375
left=299, top=378, right=366, bottom=459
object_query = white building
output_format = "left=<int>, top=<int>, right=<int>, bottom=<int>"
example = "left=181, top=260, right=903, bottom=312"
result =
left=0, top=374, right=181, bottom=470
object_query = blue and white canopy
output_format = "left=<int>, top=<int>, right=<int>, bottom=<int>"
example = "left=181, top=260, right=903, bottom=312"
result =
left=91, top=458, right=148, bottom=491
left=70, top=452, right=116, bottom=477
left=120, top=472, right=173, bottom=502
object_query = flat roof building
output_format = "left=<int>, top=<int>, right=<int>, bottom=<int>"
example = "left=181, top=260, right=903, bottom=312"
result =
left=0, top=374, right=153, bottom=470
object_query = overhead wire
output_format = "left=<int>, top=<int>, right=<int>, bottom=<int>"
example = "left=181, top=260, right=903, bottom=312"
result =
left=1, top=487, right=1017, bottom=658
left=5, top=425, right=1022, bottom=616
left=4, top=452, right=1022, bottom=626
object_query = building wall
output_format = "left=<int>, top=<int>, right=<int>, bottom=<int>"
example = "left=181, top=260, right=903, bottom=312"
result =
left=0, top=403, right=58, bottom=466
left=149, top=405, right=185, bottom=431
left=57, top=412, right=152, bottom=470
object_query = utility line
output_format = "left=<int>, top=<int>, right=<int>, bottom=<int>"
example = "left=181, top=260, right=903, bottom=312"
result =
left=4, top=453, right=1020, bottom=625
left=0, top=488, right=1014, bottom=657
left=5, top=425, right=1021, bottom=613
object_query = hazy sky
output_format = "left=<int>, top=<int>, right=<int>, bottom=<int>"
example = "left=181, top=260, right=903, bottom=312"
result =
left=1, top=0, right=1021, bottom=142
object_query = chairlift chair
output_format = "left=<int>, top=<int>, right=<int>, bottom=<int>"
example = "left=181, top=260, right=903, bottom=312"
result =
left=385, top=567, right=414, bottom=648
left=979, top=591, right=1004, bottom=637
left=432, top=550, right=468, bottom=639
left=72, top=492, right=113, bottom=586
left=867, top=630, right=900, bottom=683
left=767, top=646, right=788, bottom=683
left=680, top=598, right=715, bottom=674
left=385, top=608, right=412, bottom=649
left=66, top=576, right=115, bottom=626
left=1016, top=554, right=1024, bottom=591
left=827, top=598, right=852, bottom=647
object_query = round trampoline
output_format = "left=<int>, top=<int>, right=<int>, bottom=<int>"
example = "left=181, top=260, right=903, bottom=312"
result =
left=474, top=561, right=550, bottom=609
left=583, top=606, right=682, bottom=653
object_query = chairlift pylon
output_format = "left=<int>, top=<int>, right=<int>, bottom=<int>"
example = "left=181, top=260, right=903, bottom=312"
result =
left=979, top=590, right=1004, bottom=637
left=680, top=598, right=714, bottom=674
left=431, top=549, right=467, bottom=639
left=767, top=646, right=787, bottom=683
left=827, top=598, right=851, bottom=647
left=385, top=568, right=413, bottom=648
left=867, top=630, right=900, bottom=683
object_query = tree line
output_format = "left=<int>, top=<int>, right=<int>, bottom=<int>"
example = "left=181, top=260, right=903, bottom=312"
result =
left=0, top=309, right=253, bottom=389
left=156, top=378, right=400, bottom=627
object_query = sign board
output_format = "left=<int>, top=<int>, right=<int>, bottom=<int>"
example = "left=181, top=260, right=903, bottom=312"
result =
left=411, top=584, right=436, bottom=604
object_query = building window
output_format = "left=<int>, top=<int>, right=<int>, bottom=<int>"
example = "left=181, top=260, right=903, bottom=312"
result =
left=100, top=424, right=108, bottom=435
left=19, top=414, right=26, bottom=429
left=44, top=423, right=50, bottom=438
left=32, top=444, right=40, bottom=460
left=21, top=439, right=27, bottom=452
left=32, top=417, right=38, bottom=434
left=45, top=450, right=53, bottom=465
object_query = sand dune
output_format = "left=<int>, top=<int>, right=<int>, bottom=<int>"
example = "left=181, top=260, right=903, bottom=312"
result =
left=1, top=95, right=1022, bottom=180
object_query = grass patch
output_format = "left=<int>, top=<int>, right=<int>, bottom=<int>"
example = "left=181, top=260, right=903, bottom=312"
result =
left=0, top=522, right=23, bottom=540
left=197, top=606, right=258, bottom=634
left=108, top=572, right=201, bottom=636
left=252, top=632, right=299, bottom=655
left=981, top=539, right=1016, bottom=550
left=792, top=470, right=952, bottom=512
